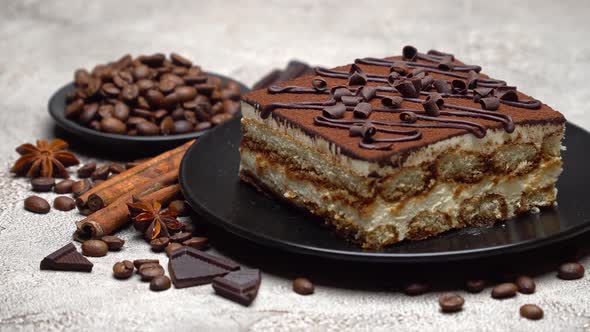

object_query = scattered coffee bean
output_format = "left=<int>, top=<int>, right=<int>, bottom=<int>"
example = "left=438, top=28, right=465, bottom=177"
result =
left=403, top=282, right=430, bottom=296
left=520, top=304, right=544, bottom=320
left=438, top=293, right=464, bottom=313
left=53, top=196, right=76, bottom=211
left=491, top=283, right=518, bottom=299
left=150, top=275, right=172, bottom=291
left=139, top=263, right=165, bottom=281
left=166, top=243, right=183, bottom=257
left=150, top=237, right=170, bottom=252
left=72, top=179, right=92, bottom=197
left=91, top=165, right=111, bottom=180
left=558, top=262, right=585, bottom=280
left=54, top=179, right=74, bottom=194
left=77, top=162, right=96, bottom=178
left=515, top=275, right=536, bottom=294
left=31, top=177, right=55, bottom=192
left=465, top=279, right=486, bottom=293
left=169, top=232, right=192, bottom=243
left=182, top=237, right=209, bottom=250
left=24, top=195, right=50, bottom=214
left=168, top=200, right=189, bottom=216
left=108, top=163, right=125, bottom=174
left=101, top=235, right=125, bottom=251
left=133, top=259, right=159, bottom=269
left=81, top=239, right=108, bottom=257
left=113, top=260, right=134, bottom=279
left=293, top=277, right=314, bottom=295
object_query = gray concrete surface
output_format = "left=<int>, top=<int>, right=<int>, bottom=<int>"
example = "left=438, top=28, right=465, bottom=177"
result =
left=1, top=0, right=590, bottom=331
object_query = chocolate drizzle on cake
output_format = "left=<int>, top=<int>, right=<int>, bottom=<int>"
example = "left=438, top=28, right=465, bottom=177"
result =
left=255, top=46, right=545, bottom=151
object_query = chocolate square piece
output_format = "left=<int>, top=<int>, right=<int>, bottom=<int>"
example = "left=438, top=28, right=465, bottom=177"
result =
left=212, top=269, right=261, bottom=306
left=168, top=247, right=239, bottom=288
left=40, top=243, right=93, bottom=272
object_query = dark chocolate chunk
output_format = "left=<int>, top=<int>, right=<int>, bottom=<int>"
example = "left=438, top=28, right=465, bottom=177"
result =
left=341, top=95, right=363, bottom=106
left=433, top=79, right=451, bottom=93
left=394, top=80, right=418, bottom=98
left=473, top=87, right=493, bottom=102
left=423, top=93, right=443, bottom=116
left=389, top=62, right=408, bottom=75
left=496, top=87, right=519, bottom=101
left=437, top=56, right=455, bottom=71
left=40, top=243, right=93, bottom=272
left=451, top=79, right=467, bottom=95
left=410, top=77, right=423, bottom=93
left=480, top=97, right=500, bottom=111
left=381, top=96, right=404, bottom=109
left=408, top=68, right=426, bottom=79
left=353, top=102, right=373, bottom=119
left=400, top=111, right=418, bottom=123
left=348, top=64, right=367, bottom=86
left=387, top=72, right=400, bottom=85
left=212, top=269, right=261, bottom=306
left=330, top=86, right=353, bottom=101
left=402, top=45, right=418, bottom=61
left=322, top=104, right=347, bottom=119
left=168, top=247, right=239, bottom=288
left=349, top=124, right=376, bottom=139
left=357, top=86, right=377, bottom=101
left=311, top=77, right=328, bottom=91
left=421, top=75, right=434, bottom=91
left=466, top=70, right=479, bottom=89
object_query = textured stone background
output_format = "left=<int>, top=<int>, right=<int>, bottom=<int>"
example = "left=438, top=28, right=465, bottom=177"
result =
left=1, top=0, right=590, bottom=331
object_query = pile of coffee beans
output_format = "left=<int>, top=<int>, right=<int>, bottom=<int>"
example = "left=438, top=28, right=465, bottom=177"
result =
left=65, top=53, right=242, bottom=136
left=112, top=259, right=171, bottom=291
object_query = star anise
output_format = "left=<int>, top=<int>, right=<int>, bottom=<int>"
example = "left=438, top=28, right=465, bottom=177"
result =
left=10, top=139, right=80, bottom=178
left=127, top=198, right=183, bottom=241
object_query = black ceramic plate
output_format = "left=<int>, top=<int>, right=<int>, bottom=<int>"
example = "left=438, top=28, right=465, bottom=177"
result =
left=180, top=117, right=590, bottom=263
left=48, top=73, right=249, bottom=152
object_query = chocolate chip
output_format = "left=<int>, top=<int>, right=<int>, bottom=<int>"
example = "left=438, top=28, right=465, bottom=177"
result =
left=150, top=275, right=172, bottom=291
left=53, top=196, right=76, bottom=211
left=183, top=237, right=209, bottom=250
left=113, top=260, right=134, bottom=279
left=322, top=104, right=347, bottom=119
left=515, top=275, right=536, bottom=294
left=77, top=162, right=96, bottom=178
left=133, top=259, right=159, bottom=269
left=293, top=277, right=314, bottom=295
left=520, top=304, right=544, bottom=320
left=101, top=235, right=125, bottom=251
left=31, top=177, right=55, bottom=192
left=403, top=282, right=430, bottom=296
left=24, top=195, right=50, bottom=214
left=150, top=237, right=170, bottom=252
left=402, top=45, right=418, bottom=61
left=394, top=80, right=418, bottom=98
left=166, top=243, right=184, bottom=257
left=438, top=293, right=464, bottom=313
left=169, top=232, right=192, bottom=243
left=465, top=279, right=486, bottom=293
left=139, top=263, right=165, bottom=281
left=311, top=77, right=328, bottom=91
left=353, top=102, right=373, bottom=119
left=72, top=179, right=92, bottom=198
left=491, top=283, right=518, bottom=299
left=381, top=96, right=404, bottom=109
left=558, top=262, right=585, bottom=280
left=54, top=179, right=74, bottom=194
left=81, top=240, right=108, bottom=257
left=479, top=97, right=500, bottom=111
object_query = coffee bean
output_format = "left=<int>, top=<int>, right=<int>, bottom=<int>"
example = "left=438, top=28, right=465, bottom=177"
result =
left=91, top=165, right=111, bottom=180
left=74, top=69, right=91, bottom=86
left=53, top=196, right=76, bottom=211
left=121, top=84, right=139, bottom=101
left=491, top=283, right=518, bottom=299
left=150, top=237, right=170, bottom=252
left=140, top=53, right=166, bottom=67
left=24, top=195, right=50, bottom=214
left=172, top=120, right=194, bottom=134
left=133, top=259, right=159, bottom=269
left=403, top=282, right=430, bottom=296
left=183, top=237, right=209, bottom=250
left=113, top=102, right=130, bottom=121
left=438, top=293, right=464, bottom=313
left=515, top=275, right=536, bottom=294
left=168, top=200, right=189, bottom=216
left=174, top=86, right=197, bottom=102
left=133, top=65, right=151, bottom=80
left=136, top=79, right=155, bottom=92
left=65, top=98, right=84, bottom=118
left=160, top=116, right=175, bottom=135
left=150, top=275, right=172, bottom=291
left=145, top=89, right=165, bottom=108
left=98, top=104, right=114, bottom=119
left=81, top=239, right=108, bottom=257
left=465, top=279, right=486, bottom=293
left=101, top=83, right=120, bottom=96
left=101, top=235, right=125, bottom=251
left=31, top=177, right=55, bottom=192
left=520, top=304, right=543, bottom=320
left=558, top=262, right=585, bottom=280
left=169, top=232, right=192, bottom=243
left=100, top=117, right=127, bottom=134
left=195, top=121, right=212, bottom=131
left=170, top=53, right=192, bottom=67
left=72, top=179, right=92, bottom=197
left=166, top=243, right=183, bottom=257
left=139, top=263, right=165, bottom=281
left=113, top=260, right=134, bottom=279
left=211, top=113, right=233, bottom=125
left=293, top=277, right=314, bottom=295
left=159, top=79, right=177, bottom=94
left=54, top=179, right=74, bottom=194
left=77, top=162, right=97, bottom=178
left=137, top=121, right=160, bottom=136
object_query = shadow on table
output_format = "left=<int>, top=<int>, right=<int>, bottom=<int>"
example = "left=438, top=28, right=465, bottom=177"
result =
left=190, top=212, right=590, bottom=292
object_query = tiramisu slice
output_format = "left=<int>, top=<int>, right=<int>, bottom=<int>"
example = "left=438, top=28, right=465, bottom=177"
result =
left=239, top=46, right=565, bottom=248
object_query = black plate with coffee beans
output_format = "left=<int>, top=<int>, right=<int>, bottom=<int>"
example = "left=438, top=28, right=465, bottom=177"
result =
left=48, top=53, right=249, bottom=152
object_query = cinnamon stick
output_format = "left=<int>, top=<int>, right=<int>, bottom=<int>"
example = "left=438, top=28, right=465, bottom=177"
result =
left=76, top=140, right=193, bottom=212
left=74, top=183, right=182, bottom=241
